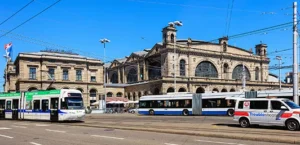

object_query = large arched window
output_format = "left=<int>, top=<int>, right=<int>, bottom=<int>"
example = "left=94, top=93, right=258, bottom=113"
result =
left=90, top=89, right=97, bottom=98
left=107, top=92, right=113, bottom=97
left=116, top=92, right=122, bottom=97
left=111, top=72, right=118, bottom=83
left=180, top=59, right=186, bottom=76
left=255, top=67, right=259, bottom=81
left=232, top=65, right=251, bottom=80
left=196, top=87, right=205, bottom=93
left=77, top=88, right=84, bottom=93
left=127, top=68, right=137, bottom=83
left=195, top=61, right=218, bottom=78
left=167, top=87, right=174, bottom=93
left=178, top=88, right=186, bottom=92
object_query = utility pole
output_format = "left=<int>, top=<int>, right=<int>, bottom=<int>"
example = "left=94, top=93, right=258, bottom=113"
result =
left=100, top=38, right=110, bottom=112
left=276, top=56, right=282, bottom=90
left=293, top=2, right=299, bottom=104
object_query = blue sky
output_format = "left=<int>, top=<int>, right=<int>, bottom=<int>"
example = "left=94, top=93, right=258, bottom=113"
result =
left=0, top=0, right=298, bottom=91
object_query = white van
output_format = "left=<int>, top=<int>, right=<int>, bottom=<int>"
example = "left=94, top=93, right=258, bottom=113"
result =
left=233, top=98, right=300, bottom=131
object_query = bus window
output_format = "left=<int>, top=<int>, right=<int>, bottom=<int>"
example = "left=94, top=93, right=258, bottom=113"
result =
left=42, top=99, right=49, bottom=112
left=0, top=100, right=5, bottom=109
left=51, top=98, right=58, bottom=109
left=6, top=100, right=11, bottom=110
left=61, top=99, right=68, bottom=109
left=33, top=100, right=40, bottom=111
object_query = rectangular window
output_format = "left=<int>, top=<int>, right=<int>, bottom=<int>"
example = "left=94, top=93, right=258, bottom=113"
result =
left=29, top=67, right=36, bottom=80
left=48, top=68, right=55, bottom=80
left=140, top=67, right=144, bottom=80
left=63, top=69, right=69, bottom=80
left=76, top=70, right=82, bottom=81
left=250, top=101, right=268, bottom=109
left=238, top=101, right=244, bottom=109
left=90, top=71, right=96, bottom=82
left=6, top=100, right=11, bottom=110
left=0, top=100, right=5, bottom=109
left=42, top=99, right=49, bottom=112
left=33, top=100, right=40, bottom=111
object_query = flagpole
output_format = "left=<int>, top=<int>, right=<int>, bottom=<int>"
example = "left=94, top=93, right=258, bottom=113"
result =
left=4, top=56, right=8, bottom=92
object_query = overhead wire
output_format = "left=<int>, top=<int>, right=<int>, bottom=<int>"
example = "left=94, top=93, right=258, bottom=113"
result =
left=0, top=0, right=35, bottom=26
left=0, top=0, right=61, bottom=39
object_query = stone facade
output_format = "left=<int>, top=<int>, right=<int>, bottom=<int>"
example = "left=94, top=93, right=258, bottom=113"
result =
left=3, top=50, right=125, bottom=107
left=105, top=24, right=291, bottom=101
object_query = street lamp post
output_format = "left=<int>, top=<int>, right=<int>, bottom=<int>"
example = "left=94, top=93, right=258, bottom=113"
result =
left=169, top=21, right=183, bottom=93
left=100, top=38, right=110, bottom=112
left=276, top=56, right=282, bottom=90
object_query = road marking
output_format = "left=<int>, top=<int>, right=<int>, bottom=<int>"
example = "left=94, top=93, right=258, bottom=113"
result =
left=0, top=134, right=13, bottom=139
left=45, top=129, right=66, bottom=133
left=14, top=123, right=29, bottom=126
left=30, top=142, right=42, bottom=145
left=164, top=143, right=179, bottom=145
left=36, top=124, right=50, bottom=127
left=195, top=140, right=246, bottom=145
left=91, top=135, right=124, bottom=140
left=11, top=125, right=27, bottom=128
left=0, top=127, right=11, bottom=130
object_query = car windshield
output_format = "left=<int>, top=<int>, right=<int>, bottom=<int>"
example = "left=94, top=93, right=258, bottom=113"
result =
left=284, top=100, right=300, bottom=109
left=66, top=97, right=84, bottom=109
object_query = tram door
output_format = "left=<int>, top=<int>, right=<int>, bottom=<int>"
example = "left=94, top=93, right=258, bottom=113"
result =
left=0, top=100, right=5, bottom=119
left=5, top=99, right=12, bottom=119
left=12, top=99, right=19, bottom=120
left=50, top=98, right=59, bottom=122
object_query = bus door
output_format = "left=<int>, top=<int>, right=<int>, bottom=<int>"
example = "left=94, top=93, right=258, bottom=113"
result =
left=5, top=99, right=12, bottom=119
left=50, top=98, right=59, bottom=122
left=12, top=99, right=19, bottom=120
left=0, top=100, right=5, bottom=119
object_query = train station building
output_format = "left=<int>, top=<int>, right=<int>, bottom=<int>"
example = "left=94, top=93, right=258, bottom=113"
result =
left=3, top=23, right=291, bottom=106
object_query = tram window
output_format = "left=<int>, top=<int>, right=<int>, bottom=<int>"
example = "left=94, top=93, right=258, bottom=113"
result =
left=33, top=100, right=40, bottom=111
left=42, top=100, right=49, bottom=112
left=61, top=99, right=68, bottom=109
left=6, top=101, right=11, bottom=110
left=0, top=100, right=5, bottom=109
left=12, top=100, right=18, bottom=109
left=51, top=99, right=58, bottom=109
left=25, top=101, right=32, bottom=110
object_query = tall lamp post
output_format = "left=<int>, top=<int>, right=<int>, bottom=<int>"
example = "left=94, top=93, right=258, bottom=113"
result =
left=168, top=21, right=183, bottom=93
left=100, top=38, right=110, bottom=112
left=276, top=56, right=282, bottom=90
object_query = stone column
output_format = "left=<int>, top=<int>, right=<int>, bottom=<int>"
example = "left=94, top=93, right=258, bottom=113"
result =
left=123, top=66, right=126, bottom=83
left=118, top=68, right=121, bottom=83
left=137, top=62, right=140, bottom=82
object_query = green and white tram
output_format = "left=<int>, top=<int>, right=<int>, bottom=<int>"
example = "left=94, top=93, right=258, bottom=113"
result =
left=0, top=89, right=85, bottom=121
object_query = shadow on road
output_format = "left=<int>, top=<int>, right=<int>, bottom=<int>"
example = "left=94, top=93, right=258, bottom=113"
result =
left=213, top=123, right=287, bottom=130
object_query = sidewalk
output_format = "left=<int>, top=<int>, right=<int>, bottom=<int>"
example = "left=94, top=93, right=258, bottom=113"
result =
left=69, top=114, right=300, bottom=144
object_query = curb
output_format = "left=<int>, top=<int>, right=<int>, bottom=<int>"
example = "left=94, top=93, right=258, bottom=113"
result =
left=68, top=124, right=300, bottom=144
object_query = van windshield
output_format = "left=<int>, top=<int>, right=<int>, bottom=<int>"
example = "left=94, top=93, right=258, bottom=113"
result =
left=284, top=100, right=300, bottom=109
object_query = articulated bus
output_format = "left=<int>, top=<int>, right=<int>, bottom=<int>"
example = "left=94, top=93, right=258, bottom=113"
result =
left=138, top=92, right=242, bottom=116
left=0, top=89, right=85, bottom=121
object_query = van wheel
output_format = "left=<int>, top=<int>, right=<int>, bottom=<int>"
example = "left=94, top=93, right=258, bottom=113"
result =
left=239, top=118, right=250, bottom=128
left=227, top=109, right=234, bottom=116
left=182, top=109, right=189, bottom=116
left=149, top=110, right=155, bottom=115
left=286, top=119, right=299, bottom=131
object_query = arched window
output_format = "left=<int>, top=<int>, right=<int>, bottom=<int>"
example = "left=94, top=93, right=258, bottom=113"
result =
left=232, top=65, right=251, bottom=80
left=148, top=61, right=161, bottom=80
left=133, top=93, right=136, bottom=101
left=251, top=89, right=255, bottom=91
left=180, top=59, right=186, bottom=76
left=255, top=67, right=259, bottom=81
left=195, top=61, right=218, bottom=78
left=111, top=72, right=118, bottom=83
left=28, top=87, right=38, bottom=92
left=221, top=88, right=227, bottom=92
left=62, top=87, right=69, bottom=89
left=116, top=92, right=122, bottom=97
left=212, top=88, right=219, bottom=93
left=89, top=89, right=97, bottom=106
left=178, top=88, right=186, bottom=92
left=167, top=87, right=174, bottom=93
left=107, top=92, right=113, bottom=97
left=230, top=88, right=235, bottom=92
left=77, top=88, right=84, bottom=93
left=171, top=34, right=175, bottom=43
left=127, top=68, right=137, bottom=83
left=196, top=87, right=205, bottom=93
left=144, top=91, right=148, bottom=95
left=138, top=92, right=142, bottom=99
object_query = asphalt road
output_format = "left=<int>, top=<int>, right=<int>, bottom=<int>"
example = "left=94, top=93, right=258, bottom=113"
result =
left=0, top=120, right=294, bottom=145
